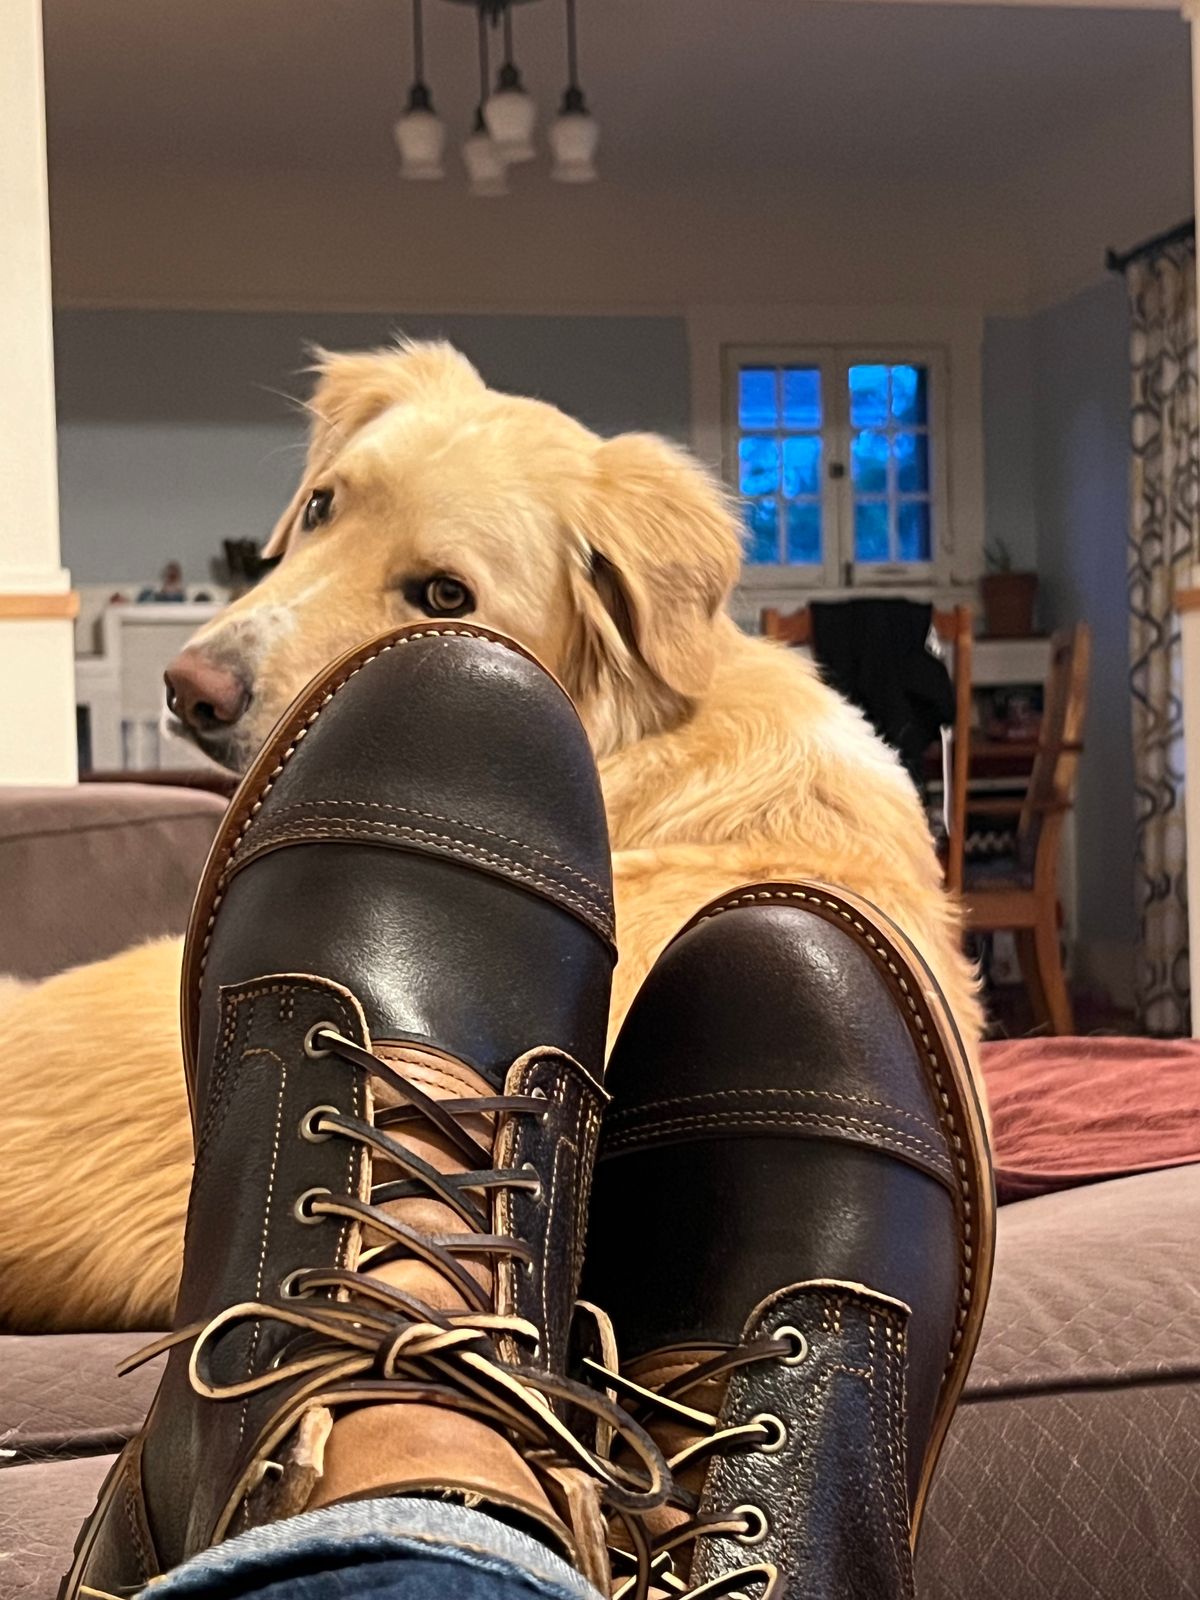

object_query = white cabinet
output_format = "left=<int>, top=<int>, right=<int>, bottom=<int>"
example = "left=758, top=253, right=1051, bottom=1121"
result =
left=75, top=602, right=224, bottom=772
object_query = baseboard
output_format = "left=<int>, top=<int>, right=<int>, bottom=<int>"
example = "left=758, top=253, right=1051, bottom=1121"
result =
left=1073, top=938, right=1137, bottom=1009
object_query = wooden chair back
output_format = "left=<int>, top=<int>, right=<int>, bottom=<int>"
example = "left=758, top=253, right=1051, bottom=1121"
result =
left=761, top=603, right=974, bottom=893
left=1018, top=623, right=1091, bottom=889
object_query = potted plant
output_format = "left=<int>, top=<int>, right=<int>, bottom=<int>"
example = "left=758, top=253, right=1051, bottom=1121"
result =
left=981, top=541, right=1038, bottom=637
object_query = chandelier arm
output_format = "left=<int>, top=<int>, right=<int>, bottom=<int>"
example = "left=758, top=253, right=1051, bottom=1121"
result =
left=412, top=0, right=425, bottom=83
left=565, top=0, right=578, bottom=89
left=476, top=3, right=490, bottom=111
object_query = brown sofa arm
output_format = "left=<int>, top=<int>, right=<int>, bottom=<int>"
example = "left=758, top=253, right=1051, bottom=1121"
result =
left=0, top=784, right=227, bottom=981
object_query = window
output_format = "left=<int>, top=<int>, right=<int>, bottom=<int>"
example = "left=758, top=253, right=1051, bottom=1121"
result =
left=725, top=347, right=947, bottom=588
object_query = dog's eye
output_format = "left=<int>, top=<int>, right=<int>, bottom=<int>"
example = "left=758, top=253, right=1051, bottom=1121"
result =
left=302, top=489, right=334, bottom=531
left=420, top=575, right=474, bottom=617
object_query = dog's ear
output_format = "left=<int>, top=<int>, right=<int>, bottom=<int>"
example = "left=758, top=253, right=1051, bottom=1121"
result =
left=566, top=433, right=741, bottom=702
left=264, top=342, right=486, bottom=559
left=303, top=341, right=485, bottom=464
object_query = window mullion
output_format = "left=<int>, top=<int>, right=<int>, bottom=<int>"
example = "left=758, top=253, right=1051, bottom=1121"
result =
left=780, top=368, right=790, bottom=563
left=826, top=353, right=848, bottom=588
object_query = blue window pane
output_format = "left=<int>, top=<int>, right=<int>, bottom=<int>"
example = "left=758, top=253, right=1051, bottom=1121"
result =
left=738, top=368, right=777, bottom=428
left=898, top=502, right=931, bottom=562
left=891, top=365, right=927, bottom=425
left=744, top=499, right=780, bottom=563
left=851, top=430, right=888, bottom=494
left=782, top=434, right=821, bottom=497
left=849, top=364, right=888, bottom=426
left=895, top=432, right=929, bottom=494
left=782, top=367, right=821, bottom=428
left=855, top=502, right=890, bottom=563
left=739, top=435, right=779, bottom=497
left=786, top=502, right=821, bottom=564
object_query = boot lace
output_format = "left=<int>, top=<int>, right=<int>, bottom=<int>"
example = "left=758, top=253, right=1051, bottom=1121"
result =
left=125, top=1025, right=668, bottom=1527
left=588, top=1334, right=805, bottom=1600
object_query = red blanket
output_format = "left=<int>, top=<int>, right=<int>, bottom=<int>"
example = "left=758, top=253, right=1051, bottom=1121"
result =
left=982, top=1035, right=1200, bottom=1203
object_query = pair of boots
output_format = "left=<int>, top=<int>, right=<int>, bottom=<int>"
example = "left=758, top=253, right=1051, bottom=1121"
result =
left=62, top=623, right=994, bottom=1600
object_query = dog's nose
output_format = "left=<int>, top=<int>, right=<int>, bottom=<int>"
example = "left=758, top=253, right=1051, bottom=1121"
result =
left=164, top=650, right=250, bottom=735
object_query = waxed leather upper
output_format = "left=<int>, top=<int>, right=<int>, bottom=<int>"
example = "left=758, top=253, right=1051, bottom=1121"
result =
left=194, top=628, right=614, bottom=1101
left=583, top=896, right=965, bottom=1514
left=69, top=625, right=616, bottom=1596
left=692, top=1281, right=916, bottom=1600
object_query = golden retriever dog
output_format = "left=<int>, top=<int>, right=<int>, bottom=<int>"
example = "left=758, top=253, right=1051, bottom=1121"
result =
left=0, top=341, right=981, bottom=1333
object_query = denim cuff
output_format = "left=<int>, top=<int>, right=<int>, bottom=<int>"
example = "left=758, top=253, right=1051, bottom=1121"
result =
left=144, top=1497, right=603, bottom=1600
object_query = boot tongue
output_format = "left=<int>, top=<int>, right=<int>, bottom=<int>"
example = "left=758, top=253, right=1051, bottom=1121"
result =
left=295, top=1040, right=573, bottom=1554
left=618, top=1347, right=730, bottom=1579
left=359, top=1041, right=500, bottom=1313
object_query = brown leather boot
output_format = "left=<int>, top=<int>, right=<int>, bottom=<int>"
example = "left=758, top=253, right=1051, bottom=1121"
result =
left=581, top=882, right=995, bottom=1600
left=62, top=623, right=666, bottom=1600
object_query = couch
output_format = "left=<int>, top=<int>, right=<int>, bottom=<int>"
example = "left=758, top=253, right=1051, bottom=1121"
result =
left=2, top=784, right=1198, bottom=1599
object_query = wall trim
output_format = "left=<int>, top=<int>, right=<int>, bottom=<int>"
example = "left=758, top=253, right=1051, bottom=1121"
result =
left=0, top=591, right=80, bottom=620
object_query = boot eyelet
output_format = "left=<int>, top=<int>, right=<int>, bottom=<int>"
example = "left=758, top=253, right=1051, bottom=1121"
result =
left=520, top=1255, right=537, bottom=1280
left=752, top=1412, right=787, bottom=1454
left=299, top=1104, right=339, bottom=1143
left=293, top=1186, right=330, bottom=1224
left=303, top=1022, right=338, bottom=1058
left=774, top=1325, right=809, bottom=1365
left=732, top=1504, right=769, bottom=1546
left=521, top=1162, right=544, bottom=1203
left=278, top=1269, right=310, bottom=1299
left=529, top=1086, right=550, bottom=1122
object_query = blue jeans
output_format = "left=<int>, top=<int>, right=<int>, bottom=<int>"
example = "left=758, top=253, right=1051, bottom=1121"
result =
left=146, top=1498, right=604, bottom=1600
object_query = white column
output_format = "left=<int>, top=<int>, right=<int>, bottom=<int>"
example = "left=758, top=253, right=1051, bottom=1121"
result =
left=0, top=0, right=77, bottom=784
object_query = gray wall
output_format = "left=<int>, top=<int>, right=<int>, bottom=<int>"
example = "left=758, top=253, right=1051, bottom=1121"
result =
left=59, top=304, right=1048, bottom=590
left=981, top=316, right=1038, bottom=576
left=980, top=286, right=1137, bottom=978
left=54, top=300, right=1139, bottom=984
left=53, top=311, right=692, bottom=584
left=1029, top=279, right=1137, bottom=961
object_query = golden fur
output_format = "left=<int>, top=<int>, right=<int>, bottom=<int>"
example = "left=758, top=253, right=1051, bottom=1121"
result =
left=0, top=342, right=981, bottom=1332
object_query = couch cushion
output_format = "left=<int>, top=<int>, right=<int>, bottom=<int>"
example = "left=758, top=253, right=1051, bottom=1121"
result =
left=2, top=1165, right=1196, bottom=1599
left=964, top=1164, right=1200, bottom=1395
left=0, top=1333, right=163, bottom=1465
left=0, top=785, right=226, bottom=980
left=0, top=1455, right=114, bottom=1600
left=917, top=1383, right=1200, bottom=1599
left=918, top=1163, right=1200, bottom=1596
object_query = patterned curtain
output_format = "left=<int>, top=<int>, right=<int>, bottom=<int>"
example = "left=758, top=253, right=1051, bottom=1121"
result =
left=1126, top=235, right=1199, bottom=1035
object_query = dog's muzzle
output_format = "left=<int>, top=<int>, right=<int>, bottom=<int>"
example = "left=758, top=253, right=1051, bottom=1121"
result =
left=163, top=647, right=252, bottom=769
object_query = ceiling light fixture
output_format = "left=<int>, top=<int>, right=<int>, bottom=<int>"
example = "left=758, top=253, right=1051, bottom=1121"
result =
left=462, top=7, right=508, bottom=196
left=396, top=1, right=598, bottom=191
left=549, top=0, right=598, bottom=183
left=484, top=8, right=537, bottom=162
left=393, top=0, right=447, bottom=179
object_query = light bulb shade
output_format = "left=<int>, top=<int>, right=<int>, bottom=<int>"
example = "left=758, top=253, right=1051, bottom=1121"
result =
left=549, top=108, right=599, bottom=183
left=394, top=105, right=446, bottom=180
left=484, top=85, right=537, bottom=162
left=462, top=128, right=508, bottom=197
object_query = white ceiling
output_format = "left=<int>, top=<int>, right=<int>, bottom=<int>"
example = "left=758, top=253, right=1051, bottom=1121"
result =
left=43, top=1, right=1190, bottom=188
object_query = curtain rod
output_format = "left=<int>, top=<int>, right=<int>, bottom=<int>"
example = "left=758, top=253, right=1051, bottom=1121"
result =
left=1106, top=218, right=1195, bottom=274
